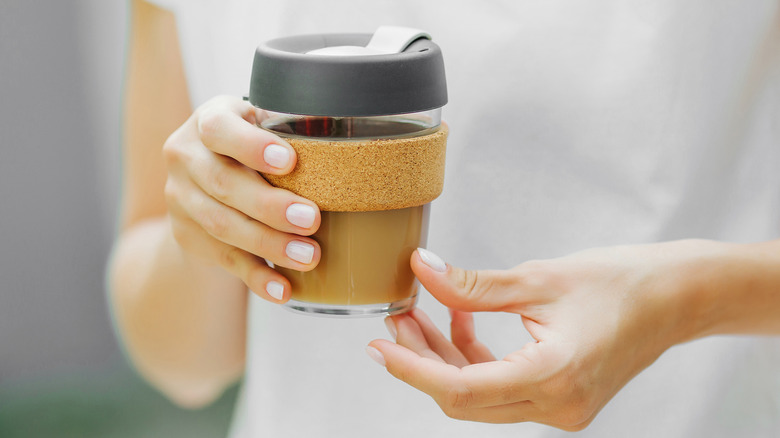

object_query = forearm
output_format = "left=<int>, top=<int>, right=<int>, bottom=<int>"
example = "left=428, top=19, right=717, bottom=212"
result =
left=108, top=215, right=247, bottom=407
left=679, top=239, right=780, bottom=342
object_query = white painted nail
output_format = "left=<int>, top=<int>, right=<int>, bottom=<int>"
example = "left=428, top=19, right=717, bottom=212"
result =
left=286, top=241, right=315, bottom=264
left=384, top=318, right=397, bottom=340
left=265, top=281, right=284, bottom=301
left=263, top=144, right=291, bottom=169
left=286, top=203, right=316, bottom=229
left=417, top=247, right=447, bottom=272
left=366, top=346, right=386, bottom=367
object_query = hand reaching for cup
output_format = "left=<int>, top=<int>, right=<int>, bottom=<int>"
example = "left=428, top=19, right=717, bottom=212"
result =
left=367, top=240, right=748, bottom=430
left=162, top=95, right=321, bottom=302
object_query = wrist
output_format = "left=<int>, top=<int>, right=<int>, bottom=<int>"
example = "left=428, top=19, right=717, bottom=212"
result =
left=674, top=239, right=780, bottom=342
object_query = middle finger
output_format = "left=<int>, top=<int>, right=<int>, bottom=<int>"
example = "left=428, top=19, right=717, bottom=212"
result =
left=181, top=182, right=320, bottom=271
left=188, top=149, right=321, bottom=236
left=370, top=340, right=538, bottom=409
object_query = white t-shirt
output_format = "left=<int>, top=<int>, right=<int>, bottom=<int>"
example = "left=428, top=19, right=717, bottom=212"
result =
left=146, top=1, right=780, bottom=437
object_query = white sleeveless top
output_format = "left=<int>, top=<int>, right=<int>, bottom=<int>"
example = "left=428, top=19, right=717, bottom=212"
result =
left=147, top=1, right=780, bottom=436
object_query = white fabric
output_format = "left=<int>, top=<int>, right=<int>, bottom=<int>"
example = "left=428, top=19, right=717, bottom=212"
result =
left=145, top=0, right=780, bottom=437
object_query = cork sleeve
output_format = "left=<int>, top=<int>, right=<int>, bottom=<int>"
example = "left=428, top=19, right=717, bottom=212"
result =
left=262, top=124, right=448, bottom=212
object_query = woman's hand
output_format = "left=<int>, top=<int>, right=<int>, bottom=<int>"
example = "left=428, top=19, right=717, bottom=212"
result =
left=368, top=240, right=737, bottom=430
left=162, top=95, right=321, bottom=302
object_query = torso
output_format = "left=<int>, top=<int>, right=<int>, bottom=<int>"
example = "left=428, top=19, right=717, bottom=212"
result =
left=147, top=1, right=780, bottom=436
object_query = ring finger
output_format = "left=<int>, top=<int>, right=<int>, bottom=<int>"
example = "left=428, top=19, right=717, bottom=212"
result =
left=187, top=148, right=320, bottom=236
left=180, top=181, right=320, bottom=270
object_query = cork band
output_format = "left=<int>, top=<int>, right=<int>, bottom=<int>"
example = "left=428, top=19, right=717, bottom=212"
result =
left=262, top=124, right=448, bottom=212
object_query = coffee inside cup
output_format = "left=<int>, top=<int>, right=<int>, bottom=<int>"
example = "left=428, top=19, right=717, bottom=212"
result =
left=276, top=204, right=429, bottom=306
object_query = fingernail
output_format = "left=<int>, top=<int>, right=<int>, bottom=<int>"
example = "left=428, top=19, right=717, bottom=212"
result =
left=384, top=318, right=397, bottom=340
left=263, top=144, right=291, bottom=169
left=417, top=247, right=447, bottom=272
left=366, top=346, right=386, bottom=367
left=265, top=280, right=284, bottom=301
left=286, top=240, right=314, bottom=264
left=286, top=203, right=316, bottom=229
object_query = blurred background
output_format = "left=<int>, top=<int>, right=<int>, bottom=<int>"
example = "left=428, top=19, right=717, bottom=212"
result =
left=0, top=1, right=238, bottom=436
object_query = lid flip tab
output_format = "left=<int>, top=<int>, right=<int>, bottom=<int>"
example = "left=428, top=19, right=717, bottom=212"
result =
left=306, top=26, right=431, bottom=56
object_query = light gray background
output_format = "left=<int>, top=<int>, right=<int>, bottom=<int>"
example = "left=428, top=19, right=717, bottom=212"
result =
left=0, top=0, right=125, bottom=385
left=0, top=2, right=236, bottom=436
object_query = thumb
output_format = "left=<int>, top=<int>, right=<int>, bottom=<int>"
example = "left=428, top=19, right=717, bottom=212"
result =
left=412, top=248, right=526, bottom=313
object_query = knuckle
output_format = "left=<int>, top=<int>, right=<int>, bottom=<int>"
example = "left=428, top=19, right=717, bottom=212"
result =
left=556, top=405, right=592, bottom=430
left=386, top=359, right=413, bottom=384
left=454, top=269, right=480, bottom=297
left=252, top=189, right=271, bottom=215
left=251, top=227, right=273, bottom=256
left=206, top=165, right=233, bottom=200
left=169, top=219, right=190, bottom=249
left=443, top=384, right=475, bottom=410
left=197, top=106, right=225, bottom=144
left=453, top=269, right=498, bottom=305
left=200, top=208, right=231, bottom=239
left=218, top=246, right=244, bottom=270
left=162, top=135, right=184, bottom=166
left=541, top=381, right=594, bottom=429
left=514, top=259, right=556, bottom=293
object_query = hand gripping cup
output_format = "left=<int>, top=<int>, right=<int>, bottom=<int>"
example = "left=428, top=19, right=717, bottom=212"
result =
left=248, top=26, right=448, bottom=316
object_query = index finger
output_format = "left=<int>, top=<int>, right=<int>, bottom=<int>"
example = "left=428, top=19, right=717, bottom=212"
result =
left=369, top=339, right=536, bottom=410
left=196, top=97, right=296, bottom=175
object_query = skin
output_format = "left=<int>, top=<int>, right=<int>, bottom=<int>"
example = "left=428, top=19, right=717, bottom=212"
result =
left=368, top=240, right=780, bottom=430
left=111, top=0, right=780, bottom=429
left=108, top=0, right=316, bottom=407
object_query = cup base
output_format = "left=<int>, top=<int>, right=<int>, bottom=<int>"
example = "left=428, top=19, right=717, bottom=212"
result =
left=283, top=295, right=417, bottom=318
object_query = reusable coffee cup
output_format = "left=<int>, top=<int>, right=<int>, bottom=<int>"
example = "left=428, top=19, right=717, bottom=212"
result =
left=248, top=26, right=448, bottom=316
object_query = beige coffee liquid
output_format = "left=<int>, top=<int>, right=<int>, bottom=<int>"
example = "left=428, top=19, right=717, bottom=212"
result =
left=277, top=205, right=430, bottom=305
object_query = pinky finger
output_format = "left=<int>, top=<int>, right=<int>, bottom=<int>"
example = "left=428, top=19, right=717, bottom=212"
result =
left=450, top=310, right=496, bottom=363
left=170, top=216, right=290, bottom=303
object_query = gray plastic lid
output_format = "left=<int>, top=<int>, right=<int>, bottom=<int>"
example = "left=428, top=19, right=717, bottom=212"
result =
left=248, top=26, right=448, bottom=117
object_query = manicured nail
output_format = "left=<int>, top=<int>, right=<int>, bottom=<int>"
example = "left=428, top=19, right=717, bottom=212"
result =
left=286, top=240, right=314, bottom=264
left=384, top=318, right=397, bottom=340
left=417, top=247, right=446, bottom=272
left=263, top=144, right=291, bottom=169
left=366, top=346, right=386, bottom=367
left=286, top=203, right=316, bottom=229
left=265, top=281, right=284, bottom=301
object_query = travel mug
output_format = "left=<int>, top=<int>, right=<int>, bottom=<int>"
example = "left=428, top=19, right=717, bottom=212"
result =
left=248, top=26, right=448, bottom=316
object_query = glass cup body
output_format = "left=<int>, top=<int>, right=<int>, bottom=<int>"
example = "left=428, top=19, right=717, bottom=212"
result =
left=260, top=109, right=441, bottom=316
